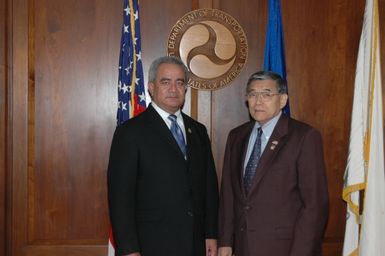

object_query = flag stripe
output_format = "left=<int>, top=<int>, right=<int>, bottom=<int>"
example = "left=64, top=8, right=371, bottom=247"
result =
left=129, top=0, right=137, bottom=117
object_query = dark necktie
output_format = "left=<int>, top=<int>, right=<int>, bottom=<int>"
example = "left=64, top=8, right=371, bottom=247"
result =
left=168, top=114, right=187, bottom=157
left=244, top=127, right=263, bottom=194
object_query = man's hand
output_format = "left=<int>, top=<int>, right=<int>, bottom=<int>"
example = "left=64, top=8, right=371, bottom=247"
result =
left=205, top=239, right=218, bottom=256
left=218, top=246, right=232, bottom=256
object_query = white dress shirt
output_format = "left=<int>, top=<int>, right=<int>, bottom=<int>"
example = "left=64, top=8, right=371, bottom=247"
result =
left=151, top=102, right=187, bottom=144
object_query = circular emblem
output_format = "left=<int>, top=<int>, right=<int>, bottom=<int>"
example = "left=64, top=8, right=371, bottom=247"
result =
left=167, top=9, right=248, bottom=90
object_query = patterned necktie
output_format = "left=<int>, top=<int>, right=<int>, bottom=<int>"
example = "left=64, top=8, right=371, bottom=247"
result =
left=168, top=114, right=187, bottom=157
left=244, top=127, right=263, bottom=194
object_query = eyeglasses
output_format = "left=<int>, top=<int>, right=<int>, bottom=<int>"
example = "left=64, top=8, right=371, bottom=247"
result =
left=246, top=91, right=281, bottom=101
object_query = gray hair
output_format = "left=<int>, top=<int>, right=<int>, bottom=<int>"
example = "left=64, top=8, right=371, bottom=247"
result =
left=246, top=70, right=287, bottom=94
left=148, top=56, right=189, bottom=83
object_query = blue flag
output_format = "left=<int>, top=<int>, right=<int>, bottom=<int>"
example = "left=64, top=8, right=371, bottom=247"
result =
left=263, top=0, right=290, bottom=116
left=116, top=0, right=146, bottom=125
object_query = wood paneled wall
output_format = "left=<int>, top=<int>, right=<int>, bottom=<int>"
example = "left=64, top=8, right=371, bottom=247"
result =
left=1, top=0, right=385, bottom=255
left=1, top=0, right=7, bottom=255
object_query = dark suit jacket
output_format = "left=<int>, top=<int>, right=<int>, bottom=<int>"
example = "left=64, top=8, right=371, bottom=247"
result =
left=107, top=104, right=218, bottom=256
left=218, top=115, right=329, bottom=256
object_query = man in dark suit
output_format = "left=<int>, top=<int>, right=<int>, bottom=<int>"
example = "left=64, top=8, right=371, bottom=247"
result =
left=218, top=71, right=329, bottom=256
left=108, top=56, right=219, bottom=256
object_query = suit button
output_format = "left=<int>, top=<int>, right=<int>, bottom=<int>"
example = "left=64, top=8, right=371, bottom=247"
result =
left=240, top=227, right=245, bottom=232
left=244, top=205, right=251, bottom=211
left=187, top=211, right=194, bottom=217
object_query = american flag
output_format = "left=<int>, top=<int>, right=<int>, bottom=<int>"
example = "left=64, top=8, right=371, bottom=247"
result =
left=116, top=0, right=146, bottom=125
left=108, top=0, right=146, bottom=255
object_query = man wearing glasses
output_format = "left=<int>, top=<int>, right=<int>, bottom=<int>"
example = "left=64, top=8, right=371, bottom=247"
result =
left=218, top=71, right=329, bottom=256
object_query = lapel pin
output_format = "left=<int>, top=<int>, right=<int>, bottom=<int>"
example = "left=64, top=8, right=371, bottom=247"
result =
left=270, top=141, right=278, bottom=150
left=188, top=128, right=192, bottom=134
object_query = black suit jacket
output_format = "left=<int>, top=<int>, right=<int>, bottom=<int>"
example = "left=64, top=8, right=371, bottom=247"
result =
left=108, top=104, right=219, bottom=256
left=218, top=115, right=329, bottom=256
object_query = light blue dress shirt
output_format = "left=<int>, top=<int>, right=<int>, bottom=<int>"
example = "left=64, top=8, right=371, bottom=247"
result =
left=243, top=112, right=282, bottom=174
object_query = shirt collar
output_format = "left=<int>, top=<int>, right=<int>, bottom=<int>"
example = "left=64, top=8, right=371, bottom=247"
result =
left=254, top=111, right=282, bottom=138
left=151, top=102, right=182, bottom=120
